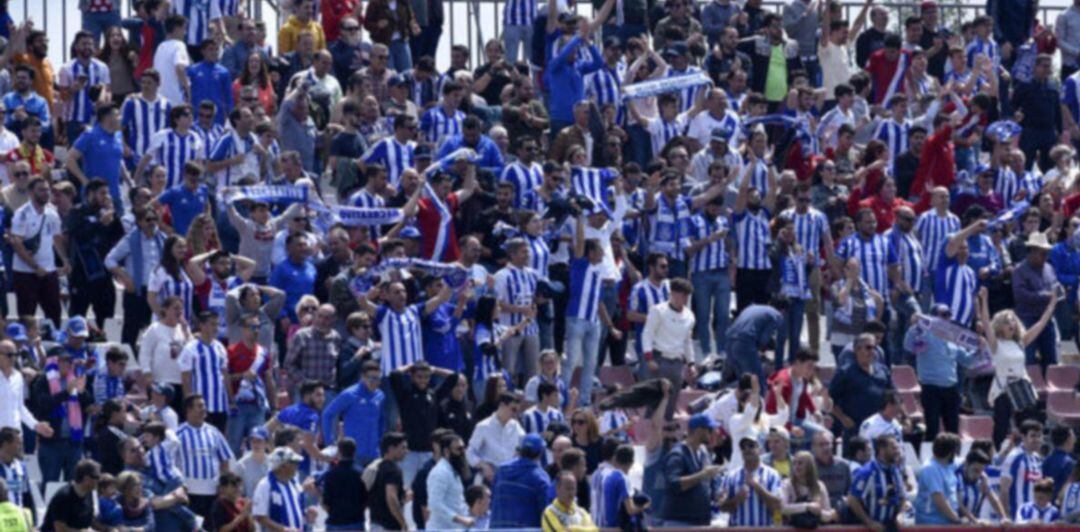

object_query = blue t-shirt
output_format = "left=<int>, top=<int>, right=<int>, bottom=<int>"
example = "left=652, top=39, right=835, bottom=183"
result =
left=157, top=185, right=209, bottom=235
left=277, top=402, right=320, bottom=474
left=422, top=301, right=463, bottom=372
left=602, top=469, right=630, bottom=528
left=269, top=258, right=317, bottom=322
left=73, top=125, right=125, bottom=203
left=915, top=460, right=960, bottom=524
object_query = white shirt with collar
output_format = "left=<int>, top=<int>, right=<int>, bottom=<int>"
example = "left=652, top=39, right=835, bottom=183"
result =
left=0, top=368, right=38, bottom=431
left=466, top=413, right=524, bottom=468
left=641, top=301, right=696, bottom=363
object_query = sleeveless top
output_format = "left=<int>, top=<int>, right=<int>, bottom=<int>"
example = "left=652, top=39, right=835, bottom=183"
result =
left=989, top=339, right=1029, bottom=404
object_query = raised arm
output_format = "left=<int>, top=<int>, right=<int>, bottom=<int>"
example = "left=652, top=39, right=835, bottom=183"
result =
left=1021, top=287, right=1060, bottom=348
left=573, top=210, right=586, bottom=258
left=945, top=219, right=986, bottom=258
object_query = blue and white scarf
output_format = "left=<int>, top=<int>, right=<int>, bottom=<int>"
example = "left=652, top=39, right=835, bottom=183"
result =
left=986, top=120, right=1023, bottom=143
left=622, top=71, right=711, bottom=101
left=332, top=206, right=404, bottom=227
left=366, top=258, right=470, bottom=288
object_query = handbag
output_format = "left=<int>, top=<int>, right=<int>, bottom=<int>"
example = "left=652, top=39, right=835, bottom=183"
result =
left=1000, top=376, right=1038, bottom=412
left=22, top=214, right=46, bottom=255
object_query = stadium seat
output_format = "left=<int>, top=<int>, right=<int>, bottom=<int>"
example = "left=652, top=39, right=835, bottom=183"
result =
left=1047, top=365, right=1080, bottom=392
left=899, top=391, right=923, bottom=421
left=1028, top=365, right=1049, bottom=399
left=892, top=365, right=920, bottom=394
left=959, top=415, right=993, bottom=441
left=1047, top=390, right=1080, bottom=426
left=676, top=389, right=708, bottom=413
left=599, top=366, right=636, bottom=390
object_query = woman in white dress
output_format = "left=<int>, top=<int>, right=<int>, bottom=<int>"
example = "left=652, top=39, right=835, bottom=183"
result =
left=975, top=286, right=1058, bottom=448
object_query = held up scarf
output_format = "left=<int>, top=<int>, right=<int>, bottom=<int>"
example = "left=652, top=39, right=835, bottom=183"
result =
left=43, top=356, right=84, bottom=442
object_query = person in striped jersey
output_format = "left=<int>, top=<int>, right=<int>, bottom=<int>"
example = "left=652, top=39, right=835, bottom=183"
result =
left=845, top=434, right=905, bottom=529
left=687, top=195, right=731, bottom=358
left=561, top=206, right=613, bottom=408
left=178, top=311, right=231, bottom=433
left=817, top=84, right=856, bottom=152
left=915, top=188, right=960, bottom=302
left=253, top=447, right=308, bottom=532
left=500, top=138, right=544, bottom=209
left=502, top=0, right=536, bottom=62
left=0, top=428, right=27, bottom=510
left=363, top=116, right=417, bottom=191
left=780, top=183, right=833, bottom=355
left=57, top=31, right=110, bottom=141
left=721, top=437, right=783, bottom=527
left=359, top=279, right=454, bottom=376
left=1018, top=479, right=1061, bottom=524
left=872, top=95, right=910, bottom=177
left=957, top=449, right=1009, bottom=523
left=732, top=151, right=778, bottom=313
left=207, top=106, right=261, bottom=187
left=936, top=218, right=984, bottom=327
left=835, top=208, right=896, bottom=305
left=494, top=239, right=542, bottom=383
left=627, top=253, right=671, bottom=357
left=1001, top=419, right=1046, bottom=520
left=135, top=104, right=204, bottom=189
left=172, top=0, right=225, bottom=55
left=176, top=394, right=235, bottom=519
left=628, top=93, right=690, bottom=160
left=192, top=101, right=225, bottom=160
left=660, top=42, right=705, bottom=114
left=1060, top=467, right=1080, bottom=522
left=521, top=382, right=566, bottom=436
left=121, top=69, right=172, bottom=168
left=420, top=80, right=466, bottom=149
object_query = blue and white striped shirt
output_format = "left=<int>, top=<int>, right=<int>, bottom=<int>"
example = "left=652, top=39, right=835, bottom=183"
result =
left=995, top=167, right=1020, bottom=208
left=526, top=234, right=551, bottom=280
left=777, top=248, right=810, bottom=300
left=146, top=128, right=204, bottom=189
left=363, top=137, right=415, bottom=190
left=873, top=118, right=908, bottom=175
left=495, top=265, right=539, bottom=335
left=956, top=468, right=986, bottom=518
left=738, top=158, right=771, bottom=196
left=645, top=115, right=687, bottom=156
left=148, top=441, right=183, bottom=484
left=935, top=254, right=978, bottom=326
left=665, top=65, right=704, bottom=113
left=779, top=207, right=828, bottom=265
left=629, top=279, right=670, bottom=326
left=647, top=194, right=693, bottom=261
left=966, top=36, right=1001, bottom=71
left=1060, top=482, right=1080, bottom=517
left=59, top=58, right=110, bottom=124
left=570, top=166, right=617, bottom=212
left=725, top=465, right=782, bottom=527
left=885, top=227, right=925, bottom=294
left=262, top=472, right=305, bottom=529
left=149, top=266, right=195, bottom=323
left=1002, top=449, right=1043, bottom=521
left=177, top=339, right=229, bottom=413
left=915, top=210, right=960, bottom=276
left=836, top=233, right=895, bottom=296
left=816, top=106, right=854, bottom=151
left=1018, top=502, right=1060, bottom=523
left=1018, top=170, right=1042, bottom=198
left=501, top=161, right=545, bottom=209
left=567, top=257, right=604, bottom=323
left=375, top=303, right=425, bottom=376
left=0, top=459, right=26, bottom=507
left=503, top=0, right=537, bottom=26
left=122, top=95, right=172, bottom=159
left=209, top=129, right=258, bottom=186
left=173, top=0, right=223, bottom=46
left=521, top=405, right=564, bottom=435
left=348, top=187, right=387, bottom=241
left=733, top=208, right=772, bottom=270
left=193, top=122, right=224, bottom=159
left=850, top=460, right=906, bottom=524
left=689, top=213, right=729, bottom=273
left=420, top=106, right=465, bottom=148
left=176, top=422, right=234, bottom=486
left=586, top=61, right=625, bottom=124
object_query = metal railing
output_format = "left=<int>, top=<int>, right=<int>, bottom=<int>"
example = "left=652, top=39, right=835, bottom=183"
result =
left=11, top=0, right=1075, bottom=72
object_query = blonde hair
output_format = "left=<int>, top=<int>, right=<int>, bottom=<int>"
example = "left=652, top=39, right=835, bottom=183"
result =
left=116, top=471, right=143, bottom=501
left=294, top=295, right=320, bottom=317
left=185, top=213, right=220, bottom=255
left=792, top=451, right=823, bottom=499
left=990, top=309, right=1024, bottom=343
left=571, top=408, right=601, bottom=443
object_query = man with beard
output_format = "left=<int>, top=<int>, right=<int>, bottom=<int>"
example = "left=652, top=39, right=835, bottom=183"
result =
left=11, top=25, right=56, bottom=111
left=731, top=149, right=778, bottom=312
left=66, top=179, right=125, bottom=331
left=3, top=65, right=52, bottom=142
left=58, top=30, right=110, bottom=142
left=426, top=433, right=475, bottom=529
left=329, top=16, right=368, bottom=83
left=845, top=434, right=906, bottom=529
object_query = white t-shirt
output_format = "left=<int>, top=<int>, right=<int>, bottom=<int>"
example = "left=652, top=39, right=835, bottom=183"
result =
left=11, top=202, right=62, bottom=273
left=153, top=39, right=190, bottom=105
left=138, top=321, right=188, bottom=385
left=0, top=129, right=19, bottom=185
left=687, top=110, right=741, bottom=150
left=819, top=41, right=853, bottom=99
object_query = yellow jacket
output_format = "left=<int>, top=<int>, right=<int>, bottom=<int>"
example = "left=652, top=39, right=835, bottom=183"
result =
left=541, top=499, right=597, bottom=532
left=277, top=16, right=327, bottom=54
left=0, top=502, right=30, bottom=532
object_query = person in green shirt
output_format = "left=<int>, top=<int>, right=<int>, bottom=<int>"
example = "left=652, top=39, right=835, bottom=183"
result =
left=0, top=483, right=30, bottom=532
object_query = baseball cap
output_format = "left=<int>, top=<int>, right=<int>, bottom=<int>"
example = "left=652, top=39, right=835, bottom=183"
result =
left=400, top=225, right=422, bottom=239
left=149, top=382, right=174, bottom=401
left=388, top=74, right=406, bottom=87
left=65, top=316, right=90, bottom=338
left=414, top=144, right=433, bottom=160
left=268, top=447, right=304, bottom=469
left=250, top=426, right=270, bottom=441
left=518, top=434, right=546, bottom=454
left=4, top=323, right=27, bottom=342
left=710, top=125, right=734, bottom=142
left=688, top=413, right=717, bottom=431
left=602, top=36, right=623, bottom=51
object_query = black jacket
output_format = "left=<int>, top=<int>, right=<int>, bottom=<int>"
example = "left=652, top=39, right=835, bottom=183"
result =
left=29, top=373, right=94, bottom=443
left=66, top=204, right=124, bottom=283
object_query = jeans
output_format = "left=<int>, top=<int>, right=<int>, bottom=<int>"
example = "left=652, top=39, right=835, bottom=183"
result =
left=598, top=281, right=619, bottom=367
left=389, top=39, right=413, bottom=72
left=890, top=293, right=920, bottom=367
left=775, top=298, right=806, bottom=367
left=563, top=317, right=601, bottom=406
left=726, top=337, right=764, bottom=391
left=502, top=24, right=533, bottom=63
left=38, top=439, right=84, bottom=483
left=537, top=300, right=554, bottom=351
left=692, top=270, right=732, bottom=358
left=409, top=24, right=442, bottom=61
left=502, top=333, right=540, bottom=385
left=226, top=403, right=267, bottom=455
left=643, top=357, right=684, bottom=419
left=402, top=450, right=432, bottom=488
left=626, top=123, right=652, bottom=167
left=734, top=268, right=771, bottom=314
left=81, top=11, right=121, bottom=45
left=922, top=384, right=960, bottom=441
left=1055, top=298, right=1078, bottom=354
left=668, top=260, right=687, bottom=281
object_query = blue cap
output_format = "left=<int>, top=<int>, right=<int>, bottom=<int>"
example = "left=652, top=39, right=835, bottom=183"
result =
left=688, top=413, right=717, bottom=431
left=65, top=316, right=90, bottom=338
left=149, top=382, right=174, bottom=400
left=518, top=434, right=546, bottom=454
left=400, top=225, right=422, bottom=239
left=250, top=426, right=270, bottom=441
left=4, top=323, right=27, bottom=342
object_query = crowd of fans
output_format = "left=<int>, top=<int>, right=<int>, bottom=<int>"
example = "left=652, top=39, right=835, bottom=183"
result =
left=0, top=0, right=1078, bottom=529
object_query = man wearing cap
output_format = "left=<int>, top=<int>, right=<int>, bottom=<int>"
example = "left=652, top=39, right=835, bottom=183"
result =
left=384, top=74, right=420, bottom=121
left=660, top=413, right=723, bottom=527
left=253, top=447, right=308, bottom=532
left=235, top=425, right=271, bottom=497
left=490, top=433, right=553, bottom=528
left=30, top=346, right=93, bottom=484
left=1013, top=231, right=1064, bottom=372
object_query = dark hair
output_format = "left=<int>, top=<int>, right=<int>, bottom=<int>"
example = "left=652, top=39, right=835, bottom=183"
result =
left=474, top=296, right=497, bottom=327
left=196, top=310, right=219, bottom=327
left=763, top=12, right=781, bottom=26
left=864, top=320, right=887, bottom=335
left=96, top=102, right=119, bottom=123
left=169, top=104, right=192, bottom=127
left=142, top=422, right=166, bottom=441
left=614, top=444, right=634, bottom=466
left=670, top=278, right=692, bottom=295
left=465, top=484, right=489, bottom=506
left=1020, top=419, right=1044, bottom=437
left=497, top=391, right=519, bottom=406
left=845, top=436, right=870, bottom=459
left=442, top=80, right=464, bottom=95
left=274, top=426, right=299, bottom=447
left=538, top=382, right=559, bottom=401
left=463, top=114, right=482, bottom=130
left=74, top=459, right=102, bottom=483
left=932, top=433, right=962, bottom=460
left=300, top=380, right=324, bottom=399
left=219, top=471, right=242, bottom=487
left=183, top=393, right=204, bottom=414
left=165, top=14, right=187, bottom=33
left=85, top=178, right=109, bottom=196
left=883, top=33, right=902, bottom=49
left=794, top=348, right=818, bottom=364
left=338, top=437, right=357, bottom=460
left=106, top=347, right=128, bottom=364
left=1051, top=426, right=1074, bottom=448
left=560, top=447, right=585, bottom=471
left=0, top=427, right=19, bottom=447
left=965, top=449, right=991, bottom=466
left=380, top=432, right=407, bottom=454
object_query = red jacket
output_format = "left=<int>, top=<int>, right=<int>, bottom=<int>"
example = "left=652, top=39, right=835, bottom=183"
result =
left=765, top=368, right=816, bottom=428
left=911, top=123, right=955, bottom=212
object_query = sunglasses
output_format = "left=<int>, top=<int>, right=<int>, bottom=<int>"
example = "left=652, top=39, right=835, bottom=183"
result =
left=572, top=419, right=586, bottom=425
left=342, top=25, right=360, bottom=31
left=12, top=172, right=28, bottom=178
left=300, top=305, right=317, bottom=312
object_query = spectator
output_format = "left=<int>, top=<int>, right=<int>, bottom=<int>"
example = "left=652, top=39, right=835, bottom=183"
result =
left=426, top=433, right=474, bottom=529
left=321, top=437, right=367, bottom=530
left=915, top=433, right=966, bottom=525
left=845, top=434, right=904, bottom=528
left=544, top=470, right=595, bottom=530
left=661, top=413, right=723, bottom=526
left=467, top=392, right=524, bottom=482
left=491, top=433, right=553, bottom=528
left=176, top=394, right=235, bottom=519
left=1000, top=419, right=1047, bottom=521
left=904, top=304, right=978, bottom=440
left=1045, top=427, right=1077, bottom=499
left=30, top=347, right=93, bottom=484
left=956, top=448, right=1009, bottom=522
left=279, top=0, right=327, bottom=54
left=829, top=333, right=892, bottom=440
left=253, top=447, right=308, bottom=531
left=41, top=459, right=100, bottom=532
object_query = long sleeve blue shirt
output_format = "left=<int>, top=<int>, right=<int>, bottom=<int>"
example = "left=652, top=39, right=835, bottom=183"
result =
left=543, top=36, right=603, bottom=123
left=904, top=322, right=975, bottom=388
left=321, top=382, right=385, bottom=461
left=186, top=61, right=234, bottom=125
left=435, top=134, right=505, bottom=176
